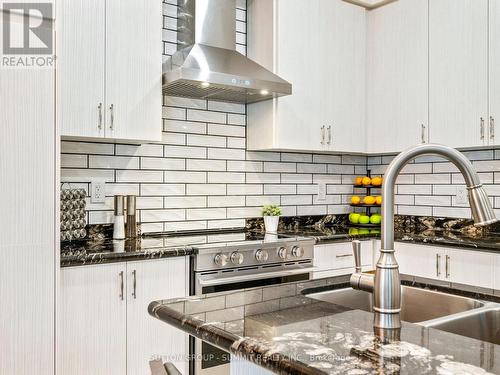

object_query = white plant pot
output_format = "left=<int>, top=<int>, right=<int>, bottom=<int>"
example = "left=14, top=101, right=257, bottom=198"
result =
left=264, top=216, right=279, bottom=233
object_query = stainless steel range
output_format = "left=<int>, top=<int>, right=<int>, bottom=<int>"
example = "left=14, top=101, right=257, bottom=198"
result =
left=192, top=232, right=315, bottom=296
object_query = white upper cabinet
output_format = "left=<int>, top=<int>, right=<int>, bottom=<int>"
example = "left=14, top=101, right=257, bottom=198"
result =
left=366, top=0, right=428, bottom=154
left=57, top=0, right=162, bottom=143
left=429, top=0, right=489, bottom=148
left=247, top=0, right=366, bottom=153
left=490, top=0, right=500, bottom=145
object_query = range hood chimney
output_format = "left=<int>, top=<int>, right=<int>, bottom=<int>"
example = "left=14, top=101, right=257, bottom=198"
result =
left=162, top=0, right=292, bottom=104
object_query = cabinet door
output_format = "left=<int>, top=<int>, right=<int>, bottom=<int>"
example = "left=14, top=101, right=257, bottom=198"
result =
left=322, top=0, right=366, bottom=153
left=313, top=241, right=373, bottom=277
left=490, top=0, right=500, bottom=145
left=59, top=264, right=127, bottom=375
left=395, top=243, right=444, bottom=280
left=447, top=248, right=494, bottom=289
left=105, top=0, right=162, bottom=143
left=126, top=258, right=189, bottom=375
left=429, top=0, right=488, bottom=148
left=57, top=0, right=106, bottom=138
left=366, top=0, right=428, bottom=153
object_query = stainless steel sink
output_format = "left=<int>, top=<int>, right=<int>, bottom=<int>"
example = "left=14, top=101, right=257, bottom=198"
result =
left=307, top=286, right=485, bottom=323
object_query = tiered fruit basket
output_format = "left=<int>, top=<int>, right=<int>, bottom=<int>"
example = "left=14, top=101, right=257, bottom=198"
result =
left=348, top=170, right=382, bottom=228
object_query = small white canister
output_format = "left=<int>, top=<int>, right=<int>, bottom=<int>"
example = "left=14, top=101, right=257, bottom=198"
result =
left=264, top=216, right=279, bottom=233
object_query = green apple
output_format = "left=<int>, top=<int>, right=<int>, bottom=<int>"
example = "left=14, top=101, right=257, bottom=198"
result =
left=348, top=228, right=359, bottom=235
left=370, top=214, right=382, bottom=224
left=359, top=228, right=370, bottom=235
left=350, top=213, right=361, bottom=224
left=359, top=215, right=370, bottom=224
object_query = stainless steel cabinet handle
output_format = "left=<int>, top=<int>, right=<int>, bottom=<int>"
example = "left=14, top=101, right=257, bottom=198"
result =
left=490, top=116, right=495, bottom=140
left=445, top=255, right=450, bottom=278
left=336, top=253, right=353, bottom=259
left=421, top=124, right=426, bottom=143
left=327, top=126, right=332, bottom=145
left=132, top=270, right=137, bottom=299
left=119, top=271, right=124, bottom=300
left=436, top=254, right=441, bottom=277
left=480, top=117, right=485, bottom=140
left=109, top=104, right=114, bottom=130
left=98, top=103, right=103, bottom=130
left=320, top=126, right=325, bottom=145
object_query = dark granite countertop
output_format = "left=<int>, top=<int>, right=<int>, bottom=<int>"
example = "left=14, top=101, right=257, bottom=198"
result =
left=149, top=281, right=500, bottom=374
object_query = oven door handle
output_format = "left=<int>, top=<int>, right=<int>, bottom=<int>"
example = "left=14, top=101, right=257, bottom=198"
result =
left=197, top=267, right=317, bottom=287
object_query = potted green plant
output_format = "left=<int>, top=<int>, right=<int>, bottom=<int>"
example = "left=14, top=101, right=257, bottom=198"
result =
left=261, top=205, right=282, bottom=233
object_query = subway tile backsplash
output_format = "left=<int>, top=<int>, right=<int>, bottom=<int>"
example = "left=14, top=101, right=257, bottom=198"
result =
left=60, top=1, right=500, bottom=233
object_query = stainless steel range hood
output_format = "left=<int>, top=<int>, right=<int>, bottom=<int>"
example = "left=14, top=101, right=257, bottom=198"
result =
left=162, top=0, right=292, bottom=104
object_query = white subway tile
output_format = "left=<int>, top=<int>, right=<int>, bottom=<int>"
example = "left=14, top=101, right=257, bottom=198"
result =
left=281, top=174, right=312, bottom=184
left=165, top=171, right=206, bottom=183
left=208, top=219, right=246, bottom=229
left=400, top=163, right=432, bottom=174
left=208, top=101, right=245, bottom=114
left=328, top=205, right=350, bottom=214
left=141, top=209, right=185, bottom=222
left=313, top=174, right=341, bottom=184
left=208, top=196, right=245, bottom=207
left=246, top=173, right=280, bottom=183
left=89, top=211, right=114, bottom=224
left=326, top=185, right=353, bottom=194
left=227, top=184, right=263, bottom=195
left=61, top=169, right=114, bottom=182
left=264, top=162, right=296, bottom=173
left=395, top=175, right=414, bottom=184
left=187, top=134, right=226, bottom=148
left=313, top=154, right=341, bottom=164
left=187, top=109, right=226, bottom=124
left=246, top=195, right=280, bottom=206
left=141, top=184, right=184, bottom=196
left=414, top=195, right=451, bottom=206
left=281, top=206, right=297, bottom=216
left=463, top=150, right=494, bottom=161
left=342, top=155, right=367, bottom=164
left=163, top=3, right=177, bottom=17
left=165, top=120, right=207, bottom=134
left=432, top=206, right=471, bottom=219
left=187, top=159, right=226, bottom=171
left=162, top=132, right=186, bottom=145
left=432, top=162, right=459, bottom=173
left=116, top=170, right=163, bottom=183
left=208, top=123, right=245, bottom=137
left=62, top=141, right=114, bottom=155
left=208, top=148, right=246, bottom=160
left=165, top=145, right=206, bottom=159
left=397, top=205, right=432, bottom=216
left=164, top=196, right=206, bottom=208
left=472, top=160, right=500, bottom=172
left=227, top=161, right=263, bottom=172
left=163, top=106, right=186, bottom=120
left=227, top=137, right=246, bottom=149
left=327, top=165, right=355, bottom=174
left=141, top=157, right=185, bottom=170
left=187, top=208, right=226, bottom=220
left=297, top=163, right=326, bottom=173
left=414, top=174, right=451, bottom=184
left=208, top=172, right=245, bottom=183
left=236, top=32, right=246, bottom=45
left=313, top=195, right=341, bottom=205
left=227, top=207, right=261, bottom=219
left=164, top=16, right=177, bottom=30
left=452, top=172, right=493, bottom=184
left=297, top=205, right=327, bottom=216
left=116, top=144, right=163, bottom=157
left=281, top=153, right=312, bottom=163
left=236, top=8, right=246, bottom=21
left=137, top=197, right=164, bottom=209
left=89, top=155, right=139, bottom=169
left=433, top=185, right=463, bottom=195
left=281, top=195, right=312, bottom=205
left=264, top=184, right=296, bottom=195
left=166, top=97, right=207, bottom=109
left=395, top=195, right=414, bottom=205
left=397, top=185, right=432, bottom=195
left=165, top=221, right=207, bottom=232
left=106, top=183, right=140, bottom=196
left=298, top=185, right=319, bottom=195
left=227, top=113, right=246, bottom=126
left=61, top=154, right=87, bottom=168
left=246, top=151, right=281, bottom=162
left=187, top=184, right=226, bottom=196
left=141, top=222, right=165, bottom=234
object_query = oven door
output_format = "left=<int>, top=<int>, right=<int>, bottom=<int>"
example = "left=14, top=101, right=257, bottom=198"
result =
left=195, top=262, right=315, bottom=295
left=191, top=339, right=231, bottom=375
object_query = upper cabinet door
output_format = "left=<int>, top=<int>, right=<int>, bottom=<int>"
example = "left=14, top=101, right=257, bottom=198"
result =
left=57, top=0, right=106, bottom=138
left=429, top=0, right=488, bottom=148
left=322, top=0, right=366, bottom=153
left=490, top=0, right=500, bottom=145
left=105, top=0, right=162, bottom=143
left=366, top=0, right=428, bottom=154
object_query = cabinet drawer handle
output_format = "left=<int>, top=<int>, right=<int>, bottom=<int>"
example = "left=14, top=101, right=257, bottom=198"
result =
left=320, top=126, right=325, bottom=145
left=480, top=117, right=485, bottom=140
left=109, top=104, right=114, bottom=130
left=98, top=103, right=103, bottom=130
left=336, top=253, right=353, bottom=259
left=327, top=126, right=332, bottom=145
left=436, top=254, right=440, bottom=277
left=490, top=116, right=495, bottom=140
left=421, top=124, right=426, bottom=143
left=445, top=255, right=450, bottom=278
left=132, top=269, right=137, bottom=299
left=119, top=271, right=124, bottom=300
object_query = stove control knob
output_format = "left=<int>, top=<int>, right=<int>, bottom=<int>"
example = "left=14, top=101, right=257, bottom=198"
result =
left=278, top=247, right=288, bottom=259
left=230, top=252, right=244, bottom=265
left=291, top=246, right=304, bottom=258
left=255, top=249, right=269, bottom=262
left=214, top=253, right=228, bottom=267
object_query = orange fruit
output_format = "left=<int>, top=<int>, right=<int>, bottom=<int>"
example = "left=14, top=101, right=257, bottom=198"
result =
left=363, top=196, right=376, bottom=205
left=375, top=196, right=383, bottom=205
left=351, top=196, right=361, bottom=205
left=362, top=177, right=372, bottom=186
left=355, top=177, right=363, bottom=186
left=372, top=177, right=382, bottom=186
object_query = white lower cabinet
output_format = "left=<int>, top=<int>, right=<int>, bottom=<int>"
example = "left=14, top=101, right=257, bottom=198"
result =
left=395, top=242, right=494, bottom=289
left=313, top=240, right=374, bottom=278
left=60, top=258, right=188, bottom=375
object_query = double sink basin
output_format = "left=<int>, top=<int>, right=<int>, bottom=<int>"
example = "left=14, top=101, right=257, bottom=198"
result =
left=307, top=286, right=500, bottom=345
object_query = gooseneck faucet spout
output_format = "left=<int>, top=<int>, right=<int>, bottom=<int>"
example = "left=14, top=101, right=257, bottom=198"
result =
left=351, top=143, right=498, bottom=341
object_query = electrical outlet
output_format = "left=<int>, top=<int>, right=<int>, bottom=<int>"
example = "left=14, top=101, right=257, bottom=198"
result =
left=456, top=186, right=468, bottom=205
left=91, top=180, right=106, bottom=204
left=317, top=182, right=326, bottom=201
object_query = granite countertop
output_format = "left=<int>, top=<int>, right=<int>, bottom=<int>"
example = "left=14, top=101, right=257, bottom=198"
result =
left=149, top=282, right=500, bottom=374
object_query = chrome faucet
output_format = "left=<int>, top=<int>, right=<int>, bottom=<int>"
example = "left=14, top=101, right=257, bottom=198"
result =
left=350, top=143, right=498, bottom=341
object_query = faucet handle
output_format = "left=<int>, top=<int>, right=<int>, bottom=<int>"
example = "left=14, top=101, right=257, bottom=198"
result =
left=352, top=240, right=362, bottom=273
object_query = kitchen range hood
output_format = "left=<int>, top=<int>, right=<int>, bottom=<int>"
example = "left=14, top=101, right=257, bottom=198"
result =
left=162, top=0, right=292, bottom=104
